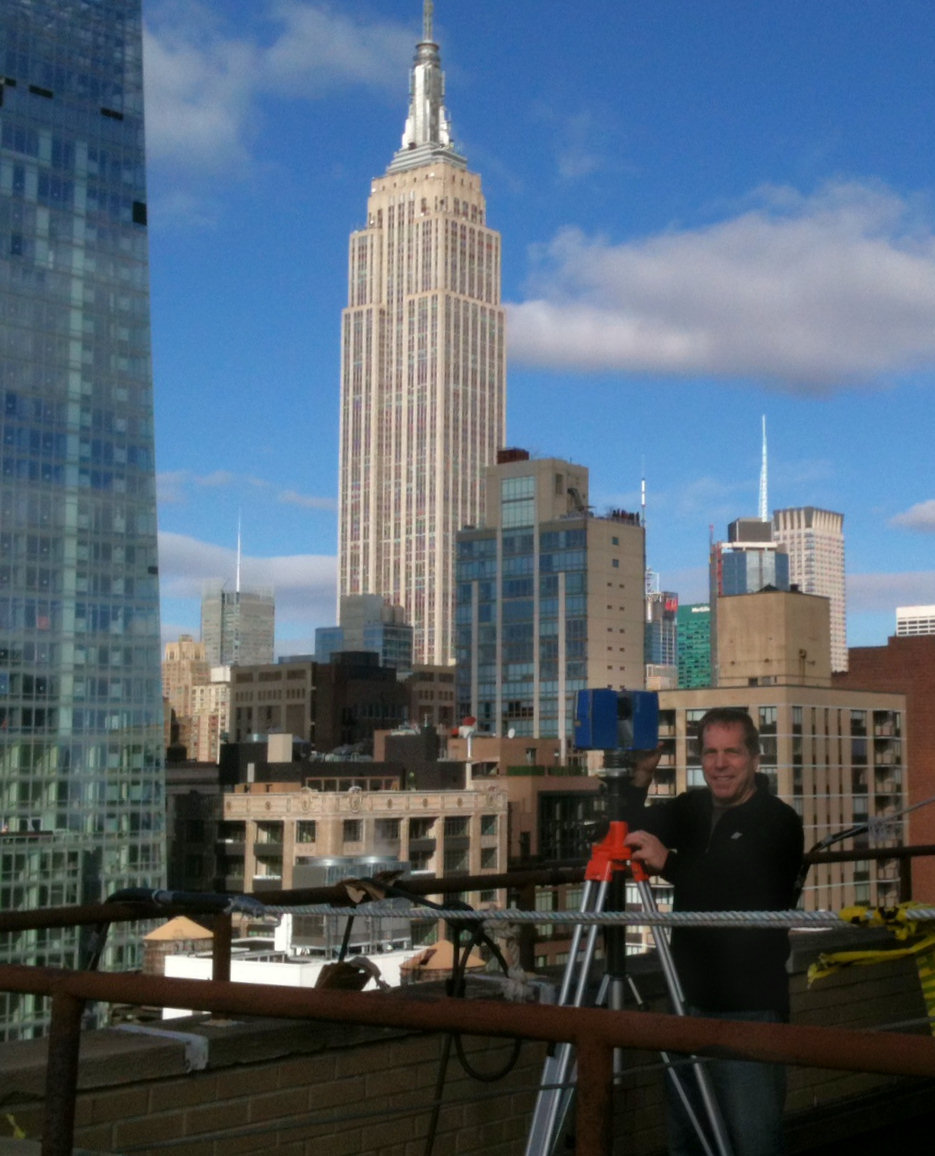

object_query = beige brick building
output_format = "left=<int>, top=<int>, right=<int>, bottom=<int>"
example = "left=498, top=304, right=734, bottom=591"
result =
left=220, top=780, right=509, bottom=911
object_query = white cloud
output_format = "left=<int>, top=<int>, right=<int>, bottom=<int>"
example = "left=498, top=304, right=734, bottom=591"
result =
left=890, top=500, right=935, bottom=531
left=158, top=531, right=337, bottom=634
left=278, top=489, right=338, bottom=511
left=508, top=181, right=935, bottom=389
left=142, top=13, right=257, bottom=174
left=156, top=470, right=333, bottom=511
left=156, top=468, right=237, bottom=505
left=262, top=1, right=413, bottom=96
left=143, top=1, right=411, bottom=178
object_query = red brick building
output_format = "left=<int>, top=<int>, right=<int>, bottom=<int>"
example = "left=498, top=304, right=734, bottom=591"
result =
left=834, top=635, right=935, bottom=900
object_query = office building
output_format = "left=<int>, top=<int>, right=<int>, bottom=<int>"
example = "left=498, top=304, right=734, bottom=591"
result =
left=676, top=603, right=712, bottom=688
left=0, top=0, right=165, bottom=1037
left=645, top=589, right=678, bottom=689
left=315, top=593, right=413, bottom=673
left=895, top=605, right=935, bottom=637
left=404, top=664, right=457, bottom=730
left=709, top=516, right=789, bottom=683
left=712, top=517, right=790, bottom=597
left=229, top=653, right=408, bottom=753
left=200, top=580, right=274, bottom=667
left=220, top=778, right=509, bottom=914
left=834, top=633, right=935, bottom=899
left=337, top=3, right=506, bottom=667
left=773, top=507, right=846, bottom=672
left=455, top=450, right=645, bottom=755
left=162, top=635, right=209, bottom=758
left=187, top=667, right=231, bottom=763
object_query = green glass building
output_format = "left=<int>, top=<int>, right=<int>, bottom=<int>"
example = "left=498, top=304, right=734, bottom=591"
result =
left=0, top=0, right=164, bottom=1038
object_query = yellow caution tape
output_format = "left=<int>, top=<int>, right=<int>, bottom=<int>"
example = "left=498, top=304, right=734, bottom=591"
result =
left=838, top=901, right=934, bottom=940
left=808, top=903, right=935, bottom=1034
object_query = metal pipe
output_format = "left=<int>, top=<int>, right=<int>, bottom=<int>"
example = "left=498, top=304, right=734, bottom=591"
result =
left=574, top=1035, right=614, bottom=1156
left=42, top=988, right=84, bottom=1156
left=1, top=964, right=933, bottom=1079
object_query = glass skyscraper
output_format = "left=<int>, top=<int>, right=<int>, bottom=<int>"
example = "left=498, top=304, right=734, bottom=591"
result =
left=0, top=0, right=164, bottom=1038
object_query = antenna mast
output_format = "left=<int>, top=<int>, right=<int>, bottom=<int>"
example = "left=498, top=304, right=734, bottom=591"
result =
left=758, top=415, right=768, bottom=522
left=235, top=513, right=242, bottom=594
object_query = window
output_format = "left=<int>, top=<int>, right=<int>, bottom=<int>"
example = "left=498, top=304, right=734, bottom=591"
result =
left=409, top=817, right=435, bottom=840
left=295, top=821, right=317, bottom=844
left=343, top=819, right=362, bottom=843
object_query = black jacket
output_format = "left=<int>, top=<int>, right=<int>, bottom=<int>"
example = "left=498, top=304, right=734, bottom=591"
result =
left=624, top=774, right=804, bottom=1013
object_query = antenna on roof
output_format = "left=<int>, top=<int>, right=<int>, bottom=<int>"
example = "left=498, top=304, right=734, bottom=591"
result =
left=758, top=415, right=768, bottom=522
left=235, top=512, right=242, bottom=594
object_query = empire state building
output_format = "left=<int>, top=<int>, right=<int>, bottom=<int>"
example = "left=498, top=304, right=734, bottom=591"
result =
left=338, top=1, right=506, bottom=666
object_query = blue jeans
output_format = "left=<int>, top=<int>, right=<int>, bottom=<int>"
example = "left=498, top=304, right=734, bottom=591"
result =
left=665, top=1008, right=787, bottom=1156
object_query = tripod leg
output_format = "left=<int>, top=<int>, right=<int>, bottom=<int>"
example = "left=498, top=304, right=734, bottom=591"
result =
left=635, top=880, right=734, bottom=1156
left=525, top=879, right=609, bottom=1156
left=625, top=976, right=718, bottom=1156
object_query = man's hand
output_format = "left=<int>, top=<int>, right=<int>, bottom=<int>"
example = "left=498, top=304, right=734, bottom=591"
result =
left=628, top=744, right=664, bottom=790
left=625, top=829, right=670, bottom=875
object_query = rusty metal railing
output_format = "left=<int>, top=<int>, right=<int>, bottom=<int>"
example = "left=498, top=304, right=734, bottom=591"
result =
left=2, top=961, right=935, bottom=1156
left=2, top=852, right=935, bottom=1155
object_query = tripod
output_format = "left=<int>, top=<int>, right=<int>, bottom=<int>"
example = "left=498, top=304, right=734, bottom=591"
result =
left=524, top=766, right=734, bottom=1156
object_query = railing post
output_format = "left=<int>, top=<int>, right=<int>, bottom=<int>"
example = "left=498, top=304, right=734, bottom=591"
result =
left=573, top=1034, right=614, bottom=1156
left=213, top=910, right=232, bottom=983
left=515, top=880, right=538, bottom=972
left=42, top=988, right=84, bottom=1156
left=899, top=856, right=913, bottom=903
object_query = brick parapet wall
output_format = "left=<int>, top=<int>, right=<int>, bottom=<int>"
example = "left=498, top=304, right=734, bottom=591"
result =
left=0, top=936, right=929, bottom=1155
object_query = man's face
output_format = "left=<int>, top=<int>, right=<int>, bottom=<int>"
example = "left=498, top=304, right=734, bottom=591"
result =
left=700, top=721, right=759, bottom=807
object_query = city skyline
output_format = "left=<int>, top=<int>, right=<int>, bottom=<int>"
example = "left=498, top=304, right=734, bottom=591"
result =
left=147, top=1, right=935, bottom=657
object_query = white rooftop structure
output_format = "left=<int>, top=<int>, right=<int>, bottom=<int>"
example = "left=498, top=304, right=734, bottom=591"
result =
left=896, top=605, right=935, bottom=636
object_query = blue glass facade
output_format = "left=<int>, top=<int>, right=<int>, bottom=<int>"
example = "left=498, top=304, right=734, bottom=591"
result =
left=0, top=0, right=164, bottom=1037
left=455, top=524, right=591, bottom=739
left=720, top=549, right=790, bottom=595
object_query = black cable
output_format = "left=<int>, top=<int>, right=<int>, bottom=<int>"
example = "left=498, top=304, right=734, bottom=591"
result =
left=368, top=881, right=525, bottom=1156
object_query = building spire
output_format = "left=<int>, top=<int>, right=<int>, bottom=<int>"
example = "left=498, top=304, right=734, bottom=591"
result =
left=235, top=512, right=242, bottom=593
left=758, top=415, right=769, bottom=522
left=387, top=1, right=466, bottom=174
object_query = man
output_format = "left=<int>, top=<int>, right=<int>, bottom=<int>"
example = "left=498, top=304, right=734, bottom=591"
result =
left=625, top=707, right=804, bottom=1156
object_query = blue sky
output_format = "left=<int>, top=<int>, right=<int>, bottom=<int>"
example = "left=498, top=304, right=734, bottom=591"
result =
left=145, top=0, right=935, bottom=657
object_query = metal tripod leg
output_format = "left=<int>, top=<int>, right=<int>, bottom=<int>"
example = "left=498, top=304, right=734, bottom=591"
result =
left=524, top=871, right=735, bottom=1156
left=524, top=876, right=610, bottom=1156
left=634, top=879, right=734, bottom=1156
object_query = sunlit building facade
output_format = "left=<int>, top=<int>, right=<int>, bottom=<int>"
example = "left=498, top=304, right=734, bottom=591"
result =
left=773, top=507, right=846, bottom=671
left=455, top=452, right=645, bottom=756
left=0, top=0, right=164, bottom=1037
left=338, top=4, right=506, bottom=666
left=200, top=581, right=274, bottom=668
